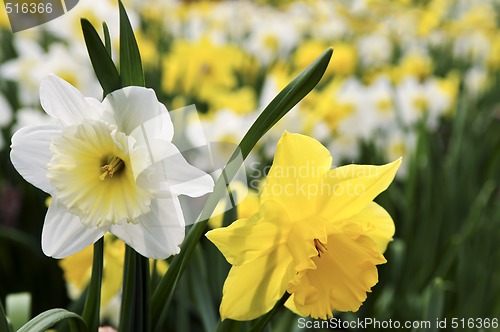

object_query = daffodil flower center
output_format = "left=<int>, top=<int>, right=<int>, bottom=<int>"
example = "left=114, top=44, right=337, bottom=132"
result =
left=314, top=238, right=328, bottom=257
left=100, top=156, right=125, bottom=180
left=47, top=119, right=152, bottom=227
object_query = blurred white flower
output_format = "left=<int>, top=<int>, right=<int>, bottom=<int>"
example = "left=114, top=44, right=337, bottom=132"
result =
left=244, top=9, right=301, bottom=65
left=357, top=33, right=394, bottom=68
left=453, top=31, right=490, bottom=64
left=10, top=75, right=214, bottom=259
left=464, top=66, right=490, bottom=98
left=186, top=108, right=256, bottom=168
left=1, top=41, right=100, bottom=105
left=395, top=77, right=452, bottom=130
left=44, top=0, right=138, bottom=43
left=380, top=126, right=416, bottom=179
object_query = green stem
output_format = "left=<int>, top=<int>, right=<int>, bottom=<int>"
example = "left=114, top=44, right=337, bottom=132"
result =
left=248, top=292, right=291, bottom=332
left=82, top=237, right=103, bottom=332
left=119, top=246, right=151, bottom=332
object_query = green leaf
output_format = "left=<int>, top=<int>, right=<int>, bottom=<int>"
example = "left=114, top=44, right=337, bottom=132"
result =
left=119, top=246, right=151, bottom=332
left=81, top=238, right=103, bottom=332
left=151, top=47, right=333, bottom=331
left=420, top=279, right=446, bottom=332
left=17, top=309, right=87, bottom=332
left=0, top=301, right=13, bottom=332
left=102, top=22, right=111, bottom=56
left=81, top=19, right=122, bottom=96
left=118, top=0, right=145, bottom=87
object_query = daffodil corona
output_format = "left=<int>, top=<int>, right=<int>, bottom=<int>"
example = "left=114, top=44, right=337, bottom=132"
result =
left=11, top=74, right=214, bottom=259
left=206, top=132, right=401, bottom=320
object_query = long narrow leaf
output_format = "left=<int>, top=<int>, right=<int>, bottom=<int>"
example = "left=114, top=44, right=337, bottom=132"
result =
left=17, top=309, right=87, bottom=332
left=81, top=19, right=122, bottom=96
left=151, top=47, right=333, bottom=331
left=119, top=0, right=144, bottom=87
left=81, top=238, right=103, bottom=332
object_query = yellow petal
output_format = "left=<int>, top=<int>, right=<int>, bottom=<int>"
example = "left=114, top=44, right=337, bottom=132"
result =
left=339, top=202, right=395, bottom=253
left=261, top=132, right=332, bottom=221
left=288, top=224, right=386, bottom=319
left=287, top=217, right=329, bottom=273
left=318, top=158, right=401, bottom=223
left=220, top=245, right=295, bottom=320
left=206, top=201, right=289, bottom=266
left=59, top=245, right=93, bottom=291
left=284, top=294, right=304, bottom=316
left=101, top=238, right=125, bottom=306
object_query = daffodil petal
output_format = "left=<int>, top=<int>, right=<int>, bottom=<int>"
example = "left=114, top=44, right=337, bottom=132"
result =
left=287, top=218, right=329, bottom=272
left=220, top=245, right=295, bottom=321
left=161, top=144, right=214, bottom=196
left=284, top=294, right=304, bottom=316
left=206, top=200, right=288, bottom=266
left=261, top=132, right=332, bottom=221
left=288, top=224, right=386, bottom=319
left=40, top=74, right=102, bottom=126
left=42, top=198, right=107, bottom=258
left=110, top=197, right=185, bottom=259
left=10, top=123, right=61, bottom=194
left=137, top=143, right=214, bottom=197
left=318, top=158, right=402, bottom=222
left=339, top=202, right=395, bottom=253
left=103, top=86, right=173, bottom=141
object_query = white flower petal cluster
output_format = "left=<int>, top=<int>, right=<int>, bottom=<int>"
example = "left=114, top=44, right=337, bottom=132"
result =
left=10, top=74, right=214, bottom=259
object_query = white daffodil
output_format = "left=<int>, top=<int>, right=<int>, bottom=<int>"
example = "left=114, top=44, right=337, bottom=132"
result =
left=10, top=74, right=214, bottom=259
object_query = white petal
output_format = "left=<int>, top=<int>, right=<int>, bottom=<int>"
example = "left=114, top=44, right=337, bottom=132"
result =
left=40, top=74, right=102, bottom=126
left=10, top=123, right=61, bottom=194
left=137, top=143, right=214, bottom=197
left=42, top=199, right=107, bottom=258
left=103, top=86, right=173, bottom=140
left=110, top=197, right=185, bottom=259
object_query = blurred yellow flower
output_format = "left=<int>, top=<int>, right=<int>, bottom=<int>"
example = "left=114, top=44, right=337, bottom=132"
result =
left=59, top=234, right=168, bottom=306
left=396, top=52, right=433, bottom=81
left=293, top=41, right=333, bottom=78
left=207, top=132, right=401, bottom=320
left=330, top=43, right=358, bottom=77
left=436, top=72, right=460, bottom=116
left=200, top=86, right=257, bottom=115
left=161, top=37, right=250, bottom=98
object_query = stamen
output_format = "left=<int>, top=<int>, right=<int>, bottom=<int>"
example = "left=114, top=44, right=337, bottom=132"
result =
left=100, top=156, right=124, bottom=180
left=314, top=238, right=328, bottom=257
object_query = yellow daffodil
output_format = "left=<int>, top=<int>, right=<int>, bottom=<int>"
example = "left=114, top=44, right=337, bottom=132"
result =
left=59, top=234, right=168, bottom=306
left=10, top=74, right=214, bottom=259
left=206, top=132, right=401, bottom=320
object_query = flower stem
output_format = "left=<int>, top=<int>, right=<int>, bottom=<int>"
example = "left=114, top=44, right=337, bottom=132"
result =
left=248, top=292, right=291, bottom=332
left=82, top=237, right=103, bottom=332
left=119, top=246, right=151, bottom=332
